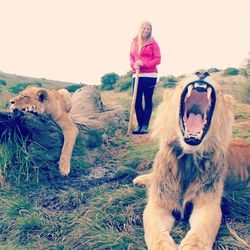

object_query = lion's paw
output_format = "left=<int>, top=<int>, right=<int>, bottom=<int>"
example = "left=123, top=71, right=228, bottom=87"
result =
left=133, top=176, right=144, bottom=185
left=133, top=174, right=152, bottom=186
left=151, top=232, right=177, bottom=250
left=179, top=245, right=211, bottom=250
left=154, top=240, right=177, bottom=250
left=59, top=160, right=70, bottom=176
left=179, top=237, right=212, bottom=250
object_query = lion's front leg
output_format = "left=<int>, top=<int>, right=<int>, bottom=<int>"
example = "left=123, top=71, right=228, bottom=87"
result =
left=133, top=173, right=154, bottom=187
left=55, top=114, right=78, bottom=176
left=144, top=196, right=177, bottom=250
left=179, top=192, right=222, bottom=250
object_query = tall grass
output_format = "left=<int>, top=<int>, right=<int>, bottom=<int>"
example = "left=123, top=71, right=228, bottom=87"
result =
left=0, top=134, right=40, bottom=184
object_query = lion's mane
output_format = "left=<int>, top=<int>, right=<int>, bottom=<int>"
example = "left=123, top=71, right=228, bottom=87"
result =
left=150, top=73, right=234, bottom=213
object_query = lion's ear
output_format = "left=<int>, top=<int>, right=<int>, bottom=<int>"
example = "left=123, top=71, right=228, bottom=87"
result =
left=37, top=90, right=48, bottom=102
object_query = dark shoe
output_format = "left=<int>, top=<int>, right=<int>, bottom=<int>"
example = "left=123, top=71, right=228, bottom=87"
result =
left=132, top=126, right=142, bottom=134
left=140, top=125, right=149, bottom=134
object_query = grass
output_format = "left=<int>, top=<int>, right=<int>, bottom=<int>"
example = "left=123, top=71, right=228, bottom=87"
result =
left=0, top=135, right=40, bottom=184
left=64, top=185, right=147, bottom=250
left=0, top=70, right=249, bottom=249
left=0, top=134, right=154, bottom=249
left=1, top=130, right=248, bottom=249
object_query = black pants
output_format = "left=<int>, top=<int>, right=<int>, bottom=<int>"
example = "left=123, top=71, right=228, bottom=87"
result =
left=133, top=77, right=157, bottom=127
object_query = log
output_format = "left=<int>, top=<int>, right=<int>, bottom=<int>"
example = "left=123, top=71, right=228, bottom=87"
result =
left=0, top=86, right=129, bottom=168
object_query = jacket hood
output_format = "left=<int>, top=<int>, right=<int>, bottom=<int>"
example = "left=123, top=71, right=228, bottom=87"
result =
left=133, top=36, right=156, bottom=45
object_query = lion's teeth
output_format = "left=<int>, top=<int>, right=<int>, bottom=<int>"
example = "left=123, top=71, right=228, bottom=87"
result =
left=197, top=130, right=203, bottom=140
left=194, top=82, right=207, bottom=89
left=184, top=131, right=190, bottom=138
left=187, top=85, right=193, bottom=98
left=207, top=87, right=212, bottom=100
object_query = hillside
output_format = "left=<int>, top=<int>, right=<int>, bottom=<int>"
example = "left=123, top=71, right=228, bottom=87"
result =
left=0, top=70, right=76, bottom=109
left=0, top=68, right=249, bottom=249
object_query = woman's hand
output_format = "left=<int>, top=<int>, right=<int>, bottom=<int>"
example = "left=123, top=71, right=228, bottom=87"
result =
left=134, top=60, right=143, bottom=69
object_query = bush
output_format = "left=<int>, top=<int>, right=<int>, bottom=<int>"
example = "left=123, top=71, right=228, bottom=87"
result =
left=0, top=79, right=7, bottom=86
left=223, top=67, right=240, bottom=76
left=240, top=68, right=248, bottom=78
left=232, top=78, right=250, bottom=104
left=119, top=79, right=132, bottom=92
left=177, top=74, right=186, bottom=80
left=100, top=73, right=119, bottom=90
left=243, top=80, right=250, bottom=104
left=208, top=68, right=220, bottom=73
left=9, top=82, right=43, bottom=94
left=115, top=71, right=133, bottom=92
left=65, top=83, right=86, bottom=93
left=34, top=82, right=43, bottom=87
left=159, top=75, right=177, bottom=88
left=9, top=82, right=31, bottom=94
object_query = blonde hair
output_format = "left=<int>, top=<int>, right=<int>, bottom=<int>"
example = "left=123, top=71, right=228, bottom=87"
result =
left=137, top=21, right=152, bottom=53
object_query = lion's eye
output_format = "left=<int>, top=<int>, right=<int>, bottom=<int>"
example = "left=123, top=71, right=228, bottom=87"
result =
left=20, top=96, right=31, bottom=103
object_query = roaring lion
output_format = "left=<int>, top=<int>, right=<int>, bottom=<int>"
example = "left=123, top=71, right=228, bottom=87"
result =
left=134, top=137, right=250, bottom=187
left=10, top=85, right=78, bottom=176
left=133, top=70, right=236, bottom=250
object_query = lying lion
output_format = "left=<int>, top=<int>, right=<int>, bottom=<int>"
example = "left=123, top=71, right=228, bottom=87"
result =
left=10, top=85, right=78, bottom=176
left=134, top=138, right=250, bottom=187
left=132, top=70, right=239, bottom=250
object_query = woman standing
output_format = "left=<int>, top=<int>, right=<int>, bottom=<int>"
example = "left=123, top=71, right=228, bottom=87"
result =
left=130, top=21, right=161, bottom=134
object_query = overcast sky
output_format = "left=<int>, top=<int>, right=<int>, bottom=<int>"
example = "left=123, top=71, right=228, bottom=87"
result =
left=0, top=0, right=250, bottom=84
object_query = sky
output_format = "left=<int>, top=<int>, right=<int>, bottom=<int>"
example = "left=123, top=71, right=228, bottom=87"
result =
left=0, top=0, right=250, bottom=84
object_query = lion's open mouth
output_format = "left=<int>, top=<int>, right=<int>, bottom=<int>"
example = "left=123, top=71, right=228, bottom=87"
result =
left=180, top=81, right=216, bottom=145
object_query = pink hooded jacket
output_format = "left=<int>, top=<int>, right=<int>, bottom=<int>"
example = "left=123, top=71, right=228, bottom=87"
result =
left=130, top=36, right=161, bottom=74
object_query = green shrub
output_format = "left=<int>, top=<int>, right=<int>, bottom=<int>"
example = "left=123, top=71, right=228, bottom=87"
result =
left=223, top=67, right=240, bottom=76
left=119, top=79, right=132, bottom=92
left=115, top=71, right=133, bottom=92
left=65, top=83, right=86, bottom=93
left=159, top=75, right=177, bottom=88
left=9, top=82, right=43, bottom=94
left=240, top=68, right=248, bottom=77
left=208, top=68, right=220, bottom=73
left=100, top=73, right=119, bottom=90
left=0, top=79, right=7, bottom=86
left=9, top=82, right=30, bottom=94
left=177, top=74, right=186, bottom=80
left=33, top=82, right=43, bottom=87
left=243, top=80, right=250, bottom=104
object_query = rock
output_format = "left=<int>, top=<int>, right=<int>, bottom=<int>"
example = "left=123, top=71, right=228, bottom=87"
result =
left=70, top=86, right=129, bottom=134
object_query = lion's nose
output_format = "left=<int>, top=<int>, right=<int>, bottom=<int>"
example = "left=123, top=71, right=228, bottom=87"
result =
left=10, top=100, right=15, bottom=104
left=195, top=70, right=210, bottom=80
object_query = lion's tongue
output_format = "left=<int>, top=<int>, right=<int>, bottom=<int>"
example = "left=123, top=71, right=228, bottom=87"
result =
left=186, top=113, right=203, bottom=133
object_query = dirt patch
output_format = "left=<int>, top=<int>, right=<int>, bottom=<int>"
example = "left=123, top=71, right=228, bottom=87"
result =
left=130, top=133, right=153, bottom=145
left=235, top=119, right=250, bottom=126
